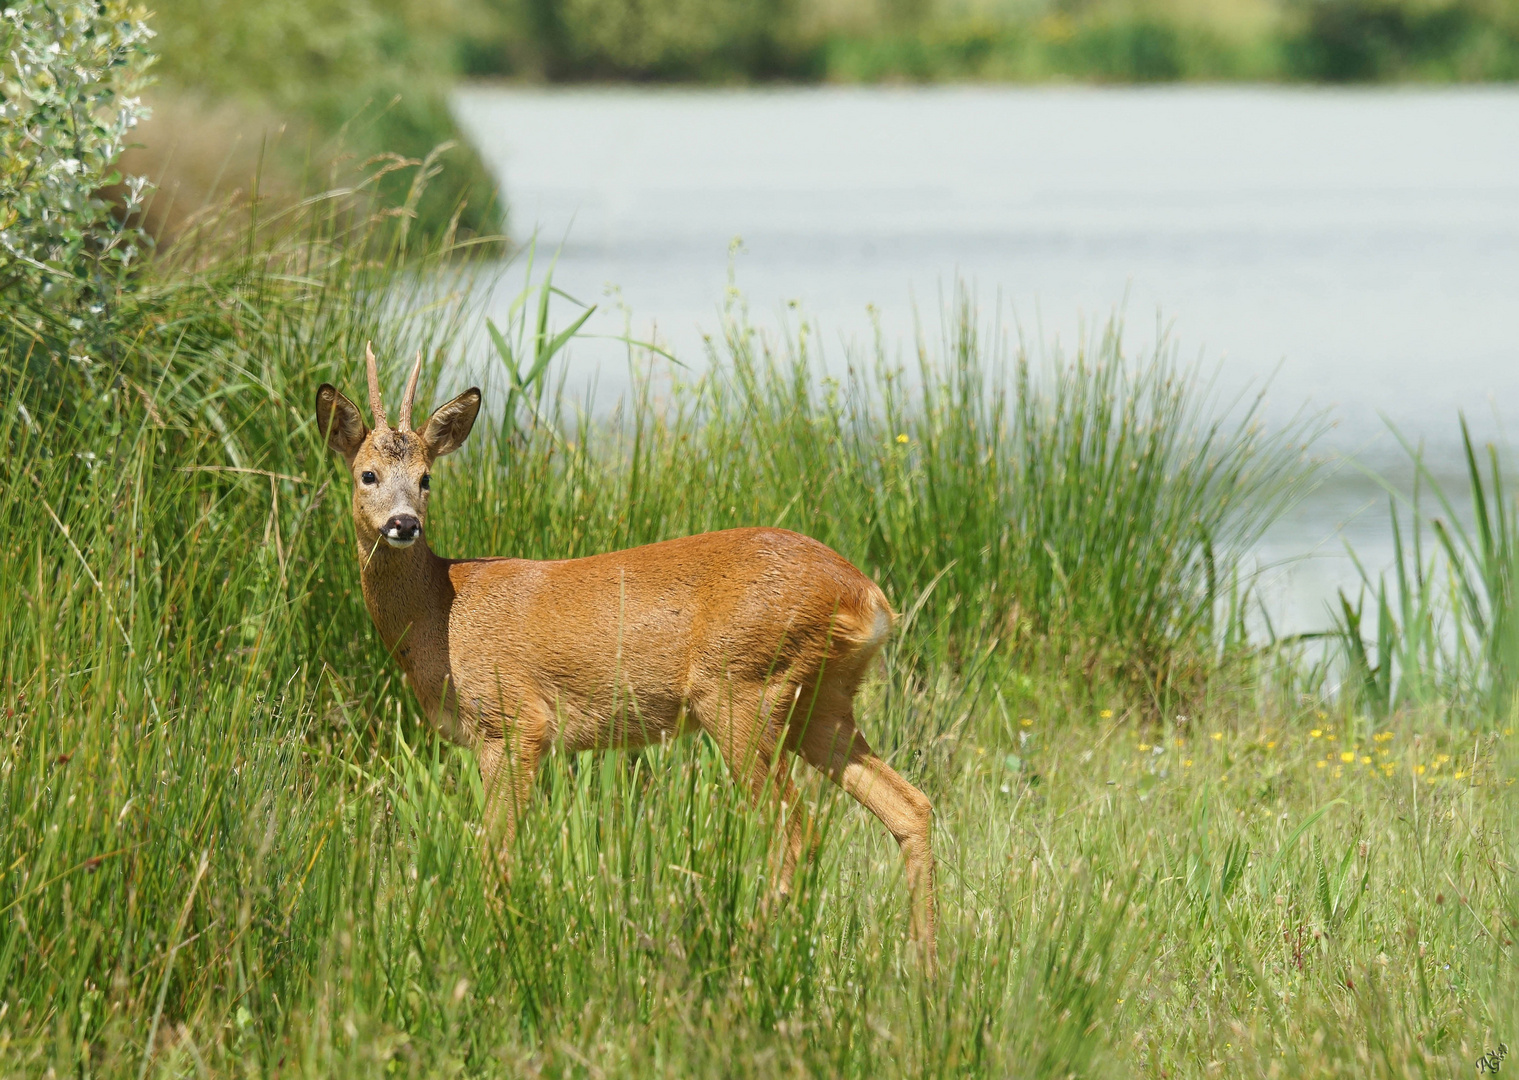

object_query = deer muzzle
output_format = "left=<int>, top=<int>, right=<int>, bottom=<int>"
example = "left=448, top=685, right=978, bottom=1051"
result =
left=382, top=514, right=421, bottom=548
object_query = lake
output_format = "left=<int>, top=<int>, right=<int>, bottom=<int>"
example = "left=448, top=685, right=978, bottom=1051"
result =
left=451, top=85, right=1519, bottom=635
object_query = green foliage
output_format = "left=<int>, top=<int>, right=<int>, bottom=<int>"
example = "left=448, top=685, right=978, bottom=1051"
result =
left=149, top=0, right=461, bottom=103
left=461, top=0, right=1519, bottom=82
left=146, top=0, right=502, bottom=239
left=558, top=0, right=799, bottom=79
left=0, top=1, right=155, bottom=304
left=462, top=0, right=805, bottom=79
left=1283, top=0, right=1519, bottom=80
left=817, top=12, right=1276, bottom=83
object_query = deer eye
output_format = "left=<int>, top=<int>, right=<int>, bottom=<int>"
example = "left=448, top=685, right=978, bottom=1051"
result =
left=360, top=471, right=377, bottom=485
left=419, top=473, right=430, bottom=491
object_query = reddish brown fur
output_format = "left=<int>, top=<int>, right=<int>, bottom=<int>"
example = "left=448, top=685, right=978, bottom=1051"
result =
left=316, top=355, right=938, bottom=963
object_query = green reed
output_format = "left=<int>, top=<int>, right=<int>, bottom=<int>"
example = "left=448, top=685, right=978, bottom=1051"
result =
left=1331, top=417, right=1519, bottom=724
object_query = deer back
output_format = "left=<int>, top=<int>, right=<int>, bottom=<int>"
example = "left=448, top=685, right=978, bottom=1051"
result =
left=435, top=527, right=893, bottom=751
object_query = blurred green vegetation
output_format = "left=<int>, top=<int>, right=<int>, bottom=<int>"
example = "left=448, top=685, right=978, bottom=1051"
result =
left=145, top=0, right=503, bottom=242
left=459, top=0, right=1519, bottom=81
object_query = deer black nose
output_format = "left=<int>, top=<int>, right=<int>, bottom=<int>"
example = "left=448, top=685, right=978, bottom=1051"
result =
left=382, top=514, right=421, bottom=547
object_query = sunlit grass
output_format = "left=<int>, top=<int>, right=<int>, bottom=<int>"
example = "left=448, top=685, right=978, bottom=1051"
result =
left=1, top=191, right=1514, bottom=1077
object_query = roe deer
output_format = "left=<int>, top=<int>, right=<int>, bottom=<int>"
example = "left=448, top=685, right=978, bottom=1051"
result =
left=316, top=345, right=937, bottom=960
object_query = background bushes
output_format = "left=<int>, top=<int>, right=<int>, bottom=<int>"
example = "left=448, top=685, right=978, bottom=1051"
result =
left=0, top=2, right=155, bottom=305
left=460, top=0, right=1519, bottom=83
left=1283, top=0, right=1519, bottom=80
left=123, top=0, right=503, bottom=244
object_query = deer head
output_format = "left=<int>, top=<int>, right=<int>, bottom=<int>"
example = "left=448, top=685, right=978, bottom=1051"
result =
left=316, top=343, right=481, bottom=549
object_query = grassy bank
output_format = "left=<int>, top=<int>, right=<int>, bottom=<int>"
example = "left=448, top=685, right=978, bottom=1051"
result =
left=2, top=181, right=1516, bottom=1077
left=121, top=0, right=502, bottom=245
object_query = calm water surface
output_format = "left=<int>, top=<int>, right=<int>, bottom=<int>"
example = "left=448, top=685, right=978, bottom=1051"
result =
left=452, top=86, right=1519, bottom=633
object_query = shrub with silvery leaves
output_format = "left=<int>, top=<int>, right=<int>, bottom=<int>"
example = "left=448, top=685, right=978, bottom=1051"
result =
left=0, top=1, right=155, bottom=304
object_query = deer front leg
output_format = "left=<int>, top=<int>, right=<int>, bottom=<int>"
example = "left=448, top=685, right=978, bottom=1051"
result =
left=475, top=713, right=545, bottom=872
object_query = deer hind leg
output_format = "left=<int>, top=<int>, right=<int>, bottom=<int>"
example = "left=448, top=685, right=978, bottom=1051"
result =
left=694, top=680, right=810, bottom=905
left=791, top=691, right=938, bottom=966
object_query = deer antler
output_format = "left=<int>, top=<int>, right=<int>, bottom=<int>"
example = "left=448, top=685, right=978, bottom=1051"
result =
left=398, top=351, right=423, bottom=431
left=365, top=341, right=389, bottom=429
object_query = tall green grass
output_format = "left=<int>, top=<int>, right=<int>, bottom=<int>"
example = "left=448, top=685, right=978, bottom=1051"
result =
left=1, top=192, right=1513, bottom=1078
left=1333, top=418, right=1519, bottom=723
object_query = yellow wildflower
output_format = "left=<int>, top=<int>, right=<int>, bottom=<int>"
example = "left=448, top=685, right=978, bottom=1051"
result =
left=895, top=433, right=909, bottom=444
left=1316, top=761, right=1327, bottom=769
left=1020, top=718, right=1033, bottom=728
left=1211, top=732, right=1223, bottom=741
left=1099, top=709, right=1113, bottom=719
left=1311, top=729, right=1322, bottom=738
left=1340, top=751, right=1355, bottom=763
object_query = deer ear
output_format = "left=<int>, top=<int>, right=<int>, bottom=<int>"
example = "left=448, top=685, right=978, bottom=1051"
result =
left=421, top=387, right=481, bottom=459
left=316, top=384, right=367, bottom=463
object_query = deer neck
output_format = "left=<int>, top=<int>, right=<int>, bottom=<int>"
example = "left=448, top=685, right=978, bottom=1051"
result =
left=355, top=531, right=457, bottom=723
